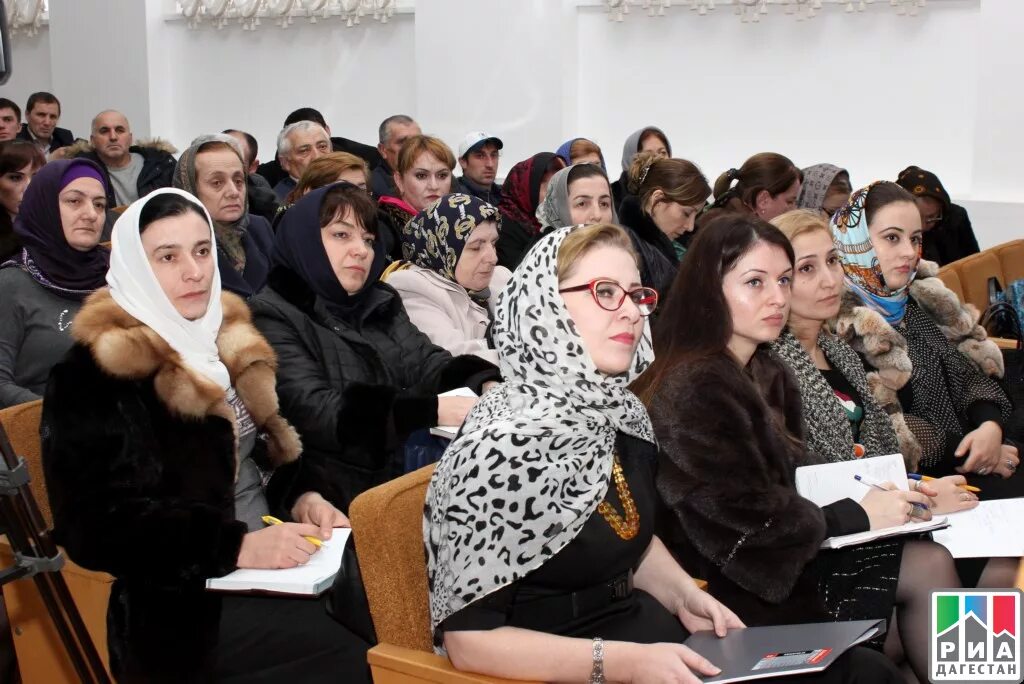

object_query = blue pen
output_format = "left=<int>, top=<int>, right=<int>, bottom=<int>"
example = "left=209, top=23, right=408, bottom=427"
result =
left=854, top=474, right=929, bottom=517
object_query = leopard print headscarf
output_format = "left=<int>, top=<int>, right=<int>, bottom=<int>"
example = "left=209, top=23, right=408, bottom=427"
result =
left=423, top=225, right=655, bottom=651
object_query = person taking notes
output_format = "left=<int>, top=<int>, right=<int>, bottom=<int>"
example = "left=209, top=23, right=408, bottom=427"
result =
left=42, top=189, right=372, bottom=683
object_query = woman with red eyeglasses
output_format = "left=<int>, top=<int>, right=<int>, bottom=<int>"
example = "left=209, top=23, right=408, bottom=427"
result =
left=425, top=223, right=899, bottom=684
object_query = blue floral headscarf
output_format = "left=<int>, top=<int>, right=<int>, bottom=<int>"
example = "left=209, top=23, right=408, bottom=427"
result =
left=830, top=181, right=917, bottom=325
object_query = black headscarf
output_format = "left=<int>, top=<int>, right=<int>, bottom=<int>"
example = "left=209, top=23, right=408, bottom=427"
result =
left=9, top=158, right=110, bottom=297
left=895, top=165, right=951, bottom=211
left=273, top=181, right=386, bottom=319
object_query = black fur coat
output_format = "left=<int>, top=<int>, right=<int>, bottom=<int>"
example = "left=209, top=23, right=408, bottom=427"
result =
left=42, top=289, right=321, bottom=682
left=650, top=350, right=868, bottom=625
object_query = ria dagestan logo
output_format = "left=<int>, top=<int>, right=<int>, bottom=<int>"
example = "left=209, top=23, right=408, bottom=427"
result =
left=931, top=590, right=1022, bottom=682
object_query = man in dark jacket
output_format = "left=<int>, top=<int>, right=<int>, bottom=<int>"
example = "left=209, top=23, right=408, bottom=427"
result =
left=371, top=114, right=421, bottom=198
left=71, top=110, right=177, bottom=207
left=256, top=107, right=381, bottom=189
left=16, top=92, right=74, bottom=155
left=225, top=128, right=280, bottom=223
left=454, top=131, right=503, bottom=205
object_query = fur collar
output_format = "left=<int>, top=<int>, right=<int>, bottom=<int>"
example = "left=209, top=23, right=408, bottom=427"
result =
left=65, top=137, right=179, bottom=159
left=835, top=260, right=1004, bottom=469
left=73, top=288, right=300, bottom=468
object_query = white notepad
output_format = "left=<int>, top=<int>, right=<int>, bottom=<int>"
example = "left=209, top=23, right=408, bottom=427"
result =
left=932, top=498, right=1024, bottom=558
left=206, top=528, right=350, bottom=596
left=429, top=387, right=478, bottom=440
left=794, top=454, right=948, bottom=549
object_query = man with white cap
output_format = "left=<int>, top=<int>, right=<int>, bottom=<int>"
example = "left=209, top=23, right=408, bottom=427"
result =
left=455, top=132, right=503, bottom=205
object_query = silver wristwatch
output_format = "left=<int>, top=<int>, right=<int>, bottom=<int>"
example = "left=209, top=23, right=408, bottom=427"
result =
left=590, top=637, right=605, bottom=684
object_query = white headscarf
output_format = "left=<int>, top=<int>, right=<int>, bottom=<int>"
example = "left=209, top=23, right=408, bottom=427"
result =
left=107, top=188, right=231, bottom=390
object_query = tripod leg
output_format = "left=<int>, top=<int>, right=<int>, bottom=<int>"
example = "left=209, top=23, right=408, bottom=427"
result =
left=0, top=495, right=109, bottom=683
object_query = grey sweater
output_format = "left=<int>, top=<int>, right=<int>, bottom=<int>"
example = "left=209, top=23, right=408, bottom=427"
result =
left=0, top=267, right=83, bottom=408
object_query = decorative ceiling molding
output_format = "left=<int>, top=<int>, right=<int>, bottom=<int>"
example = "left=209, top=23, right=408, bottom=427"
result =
left=174, top=0, right=413, bottom=30
left=600, top=0, right=929, bottom=22
left=5, top=0, right=47, bottom=37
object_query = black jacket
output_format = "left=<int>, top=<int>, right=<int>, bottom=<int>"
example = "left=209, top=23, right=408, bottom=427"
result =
left=610, top=170, right=630, bottom=213
left=17, top=123, right=74, bottom=152
left=256, top=136, right=382, bottom=188
left=42, top=290, right=321, bottom=682
left=72, top=141, right=177, bottom=207
left=250, top=267, right=499, bottom=510
left=922, top=203, right=980, bottom=266
left=370, top=161, right=397, bottom=199
left=219, top=214, right=274, bottom=298
left=455, top=176, right=502, bottom=205
left=618, top=195, right=680, bottom=296
left=246, top=173, right=280, bottom=224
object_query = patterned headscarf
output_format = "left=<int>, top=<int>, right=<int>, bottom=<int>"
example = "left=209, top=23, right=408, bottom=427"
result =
left=797, top=164, right=847, bottom=211
left=497, top=152, right=563, bottom=236
left=830, top=182, right=916, bottom=325
left=424, top=226, right=656, bottom=651
left=402, top=194, right=501, bottom=284
left=173, top=135, right=251, bottom=274
left=536, top=165, right=618, bottom=229
left=895, top=166, right=951, bottom=212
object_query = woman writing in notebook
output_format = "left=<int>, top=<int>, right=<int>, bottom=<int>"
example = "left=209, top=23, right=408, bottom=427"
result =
left=768, top=209, right=980, bottom=514
left=631, top=213, right=958, bottom=681
left=42, top=189, right=372, bottom=683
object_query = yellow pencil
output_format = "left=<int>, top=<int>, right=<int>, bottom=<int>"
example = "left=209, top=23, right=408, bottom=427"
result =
left=918, top=475, right=981, bottom=494
left=261, top=515, right=323, bottom=548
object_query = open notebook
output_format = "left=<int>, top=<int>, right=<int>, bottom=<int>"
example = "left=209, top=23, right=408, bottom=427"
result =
left=794, top=454, right=947, bottom=549
left=206, top=528, right=350, bottom=596
left=932, top=499, right=1024, bottom=558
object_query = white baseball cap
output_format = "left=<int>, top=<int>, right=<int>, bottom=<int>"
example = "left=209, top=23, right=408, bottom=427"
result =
left=458, top=132, right=504, bottom=159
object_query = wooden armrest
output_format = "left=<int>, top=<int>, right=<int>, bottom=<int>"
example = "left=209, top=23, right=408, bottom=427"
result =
left=368, top=643, right=542, bottom=684
left=992, top=337, right=1019, bottom=351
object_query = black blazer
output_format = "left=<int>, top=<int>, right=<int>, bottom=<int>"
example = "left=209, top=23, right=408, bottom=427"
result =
left=17, top=123, right=75, bottom=152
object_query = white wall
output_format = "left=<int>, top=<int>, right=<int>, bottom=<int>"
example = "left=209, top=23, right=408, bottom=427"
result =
left=577, top=1, right=980, bottom=193
left=2, top=28, right=52, bottom=118
left=153, top=12, right=416, bottom=160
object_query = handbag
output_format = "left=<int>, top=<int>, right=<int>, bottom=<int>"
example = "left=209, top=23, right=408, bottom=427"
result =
left=981, top=277, right=1023, bottom=348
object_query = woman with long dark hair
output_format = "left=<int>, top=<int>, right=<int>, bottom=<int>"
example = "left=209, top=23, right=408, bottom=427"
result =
left=633, top=212, right=956, bottom=680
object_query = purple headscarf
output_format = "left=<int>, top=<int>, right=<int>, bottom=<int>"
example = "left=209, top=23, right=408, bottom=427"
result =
left=9, top=159, right=110, bottom=297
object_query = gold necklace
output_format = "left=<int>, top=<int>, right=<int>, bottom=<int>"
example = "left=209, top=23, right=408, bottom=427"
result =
left=597, top=456, right=640, bottom=540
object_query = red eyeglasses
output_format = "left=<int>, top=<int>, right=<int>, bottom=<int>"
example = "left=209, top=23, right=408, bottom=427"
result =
left=558, top=279, right=659, bottom=317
